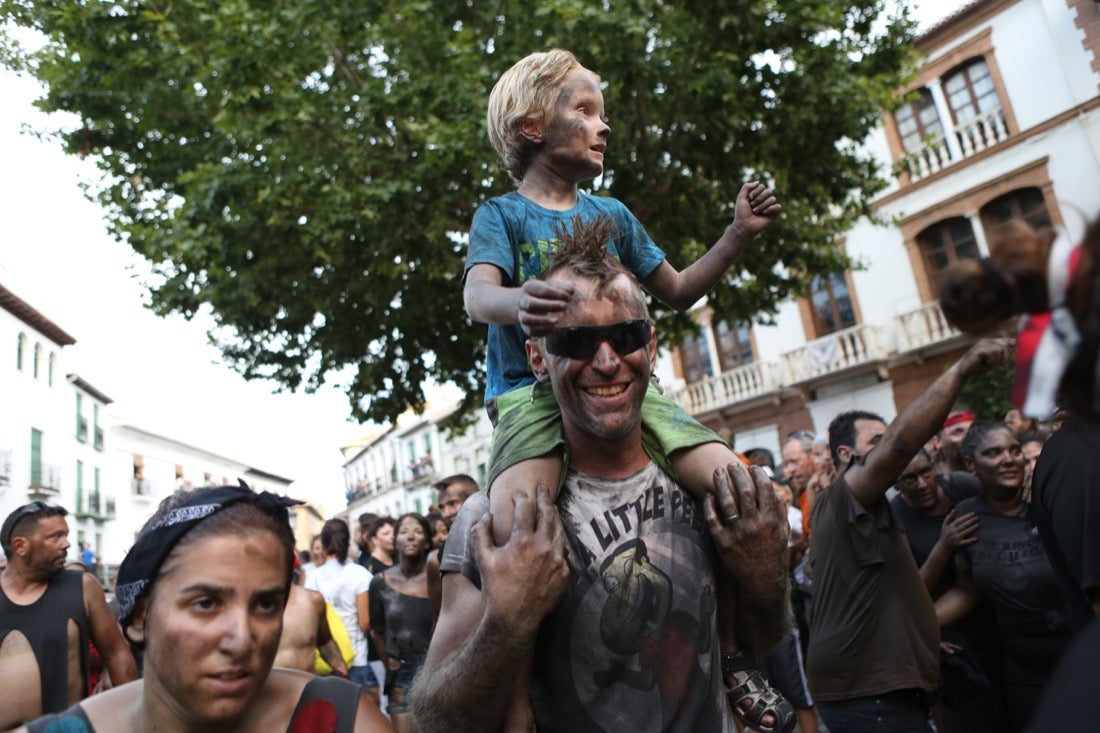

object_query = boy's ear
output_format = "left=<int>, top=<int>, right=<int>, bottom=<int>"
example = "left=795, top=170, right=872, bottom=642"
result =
left=519, top=118, right=544, bottom=143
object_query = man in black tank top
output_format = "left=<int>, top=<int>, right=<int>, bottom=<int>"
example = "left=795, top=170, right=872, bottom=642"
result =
left=0, top=502, right=138, bottom=729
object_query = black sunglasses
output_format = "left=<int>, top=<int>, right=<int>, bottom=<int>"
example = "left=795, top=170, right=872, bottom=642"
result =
left=1, top=501, right=51, bottom=548
left=544, top=319, right=652, bottom=361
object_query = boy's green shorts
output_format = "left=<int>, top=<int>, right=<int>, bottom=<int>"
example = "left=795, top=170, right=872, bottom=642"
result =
left=486, top=379, right=725, bottom=492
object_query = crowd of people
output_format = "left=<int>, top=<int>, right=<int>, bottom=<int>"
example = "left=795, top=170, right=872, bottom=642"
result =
left=2, top=45, right=1098, bottom=733
left=0, top=474, right=479, bottom=732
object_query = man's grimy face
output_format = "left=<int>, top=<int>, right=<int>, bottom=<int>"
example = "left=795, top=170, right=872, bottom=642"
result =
left=530, top=271, right=654, bottom=444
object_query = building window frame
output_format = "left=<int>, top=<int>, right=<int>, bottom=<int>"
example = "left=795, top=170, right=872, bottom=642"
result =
left=882, top=28, right=1017, bottom=184
left=898, top=158, right=1060, bottom=302
left=806, top=271, right=859, bottom=338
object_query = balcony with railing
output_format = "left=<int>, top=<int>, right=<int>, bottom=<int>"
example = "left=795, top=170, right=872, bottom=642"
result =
left=955, top=107, right=1009, bottom=158
left=781, top=324, right=888, bottom=384
left=668, top=302, right=971, bottom=419
left=895, top=300, right=964, bottom=351
left=903, top=107, right=1010, bottom=182
left=0, top=448, right=11, bottom=486
left=29, top=464, right=62, bottom=498
left=668, top=361, right=782, bottom=416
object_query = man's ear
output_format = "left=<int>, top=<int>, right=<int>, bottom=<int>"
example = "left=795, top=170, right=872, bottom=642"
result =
left=836, top=445, right=854, bottom=465
left=9, top=535, right=29, bottom=558
left=519, top=117, right=544, bottom=144
left=527, top=338, right=547, bottom=377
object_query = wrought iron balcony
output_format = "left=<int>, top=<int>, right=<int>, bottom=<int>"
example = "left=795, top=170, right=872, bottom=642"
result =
left=29, top=464, right=62, bottom=498
left=0, top=449, right=11, bottom=486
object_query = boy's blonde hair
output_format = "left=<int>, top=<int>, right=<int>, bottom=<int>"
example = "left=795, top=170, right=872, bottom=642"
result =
left=487, top=49, right=592, bottom=184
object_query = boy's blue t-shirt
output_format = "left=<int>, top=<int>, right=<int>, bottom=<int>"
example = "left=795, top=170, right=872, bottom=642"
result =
left=465, top=191, right=666, bottom=401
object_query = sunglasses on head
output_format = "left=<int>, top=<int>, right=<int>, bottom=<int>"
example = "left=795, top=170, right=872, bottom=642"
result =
left=1, top=501, right=51, bottom=549
left=544, top=319, right=652, bottom=361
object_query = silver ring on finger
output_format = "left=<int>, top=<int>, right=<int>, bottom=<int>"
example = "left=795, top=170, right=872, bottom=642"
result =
left=725, top=514, right=740, bottom=523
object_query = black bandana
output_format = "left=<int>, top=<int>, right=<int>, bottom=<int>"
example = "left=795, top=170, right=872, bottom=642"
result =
left=115, top=481, right=302, bottom=627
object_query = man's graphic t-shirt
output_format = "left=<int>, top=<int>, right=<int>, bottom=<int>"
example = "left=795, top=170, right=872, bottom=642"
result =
left=443, top=463, right=734, bottom=732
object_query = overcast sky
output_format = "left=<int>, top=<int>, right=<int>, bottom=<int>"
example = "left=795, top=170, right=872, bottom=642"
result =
left=0, top=0, right=958, bottom=517
left=0, top=68, right=365, bottom=516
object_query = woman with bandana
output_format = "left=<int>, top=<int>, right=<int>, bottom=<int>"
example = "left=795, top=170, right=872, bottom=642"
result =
left=17, top=482, right=393, bottom=733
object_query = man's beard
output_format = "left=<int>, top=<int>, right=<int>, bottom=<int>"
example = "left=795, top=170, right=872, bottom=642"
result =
left=27, top=552, right=64, bottom=581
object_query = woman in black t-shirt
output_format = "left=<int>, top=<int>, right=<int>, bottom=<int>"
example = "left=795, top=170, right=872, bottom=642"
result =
left=935, top=422, right=1071, bottom=732
left=368, top=513, right=433, bottom=733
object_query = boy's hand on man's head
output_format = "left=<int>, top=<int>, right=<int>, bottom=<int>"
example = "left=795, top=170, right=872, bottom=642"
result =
left=730, top=181, right=781, bottom=239
left=517, top=279, right=574, bottom=336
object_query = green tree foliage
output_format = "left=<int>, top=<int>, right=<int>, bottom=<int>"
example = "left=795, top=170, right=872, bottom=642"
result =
left=1, top=0, right=917, bottom=424
left=957, top=358, right=1016, bottom=422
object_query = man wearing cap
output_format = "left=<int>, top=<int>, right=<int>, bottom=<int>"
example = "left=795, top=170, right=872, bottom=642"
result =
left=935, top=411, right=975, bottom=476
left=0, top=502, right=138, bottom=729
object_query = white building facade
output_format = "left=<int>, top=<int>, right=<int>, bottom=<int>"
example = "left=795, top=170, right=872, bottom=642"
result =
left=0, top=283, right=82, bottom=545
left=0, top=282, right=295, bottom=580
left=342, top=402, right=493, bottom=522
left=105, top=423, right=294, bottom=567
left=659, top=0, right=1100, bottom=458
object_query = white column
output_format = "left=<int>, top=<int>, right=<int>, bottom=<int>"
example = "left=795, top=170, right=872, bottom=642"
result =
left=927, top=78, right=963, bottom=161
left=702, top=324, right=723, bottom=377
left=969, top=212, right=991, bottom=256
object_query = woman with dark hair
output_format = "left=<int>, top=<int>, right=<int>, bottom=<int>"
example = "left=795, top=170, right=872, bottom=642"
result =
left=426, top=511, right=448, bottom=551
left=364, top=516, right=396, bottom=574
left=306, top=518, right=381, bottom=706
left=369, top=513, right=433, bottom=733
left=18, top=483, right=391, bottom=732
left=935, top=422, right=1071, bottom=731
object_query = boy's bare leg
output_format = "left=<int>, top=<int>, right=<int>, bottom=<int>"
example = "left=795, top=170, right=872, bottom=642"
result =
left=670, top=442, right=744, bottom=659
left=488, top=454, right=563, bottom=733
left=673, top=444, right=788, bottom=731
left=504, top=663, right=537, bottom=733
left=670, top=442, right=742, bottom=501
left=488, top=454, right=563, bottom=546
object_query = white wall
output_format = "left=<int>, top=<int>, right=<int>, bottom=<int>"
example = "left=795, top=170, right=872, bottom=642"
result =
left=0, top=304, right=73, bottom=546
